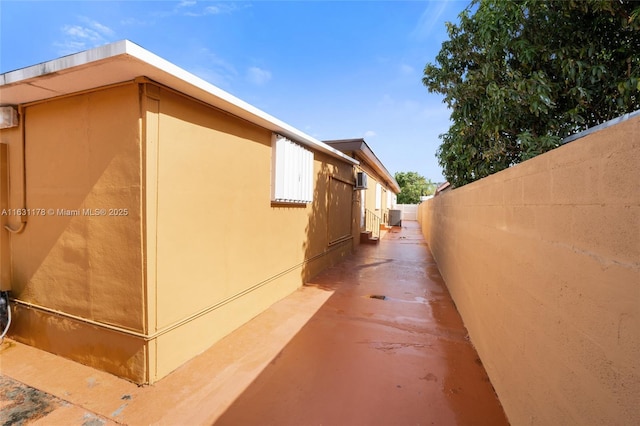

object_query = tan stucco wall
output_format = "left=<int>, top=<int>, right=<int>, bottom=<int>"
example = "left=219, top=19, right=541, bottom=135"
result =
left=2, top=79, right=358, bottom=384
left=418, top=116, right=639, bottom=425
left=356, top=163, right=393, bottom=226
left=143, top=84, right=356, bottom=381
left=1, top=83, right=147, bottom=381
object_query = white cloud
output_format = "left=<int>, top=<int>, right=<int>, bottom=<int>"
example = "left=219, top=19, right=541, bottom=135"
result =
left=180, top=2, right=248, bottom=17
left=178, top=0, right=197, bottom=7
left=363, top=130, right=377, bottom=138
left=411, top=0, right=451, bottom=40
left=204, top=5, right=222, bottom=15
left=55, top=17, right=116, bottom=55
left=62, top=25, right=100, bottom=41
left=187, top=47, right=238, bottom=88
left=399, top=63, right=414, bottom=75
left=246, top=66, right=272, bottom=86
left=78, top=16, right=115, bottom=37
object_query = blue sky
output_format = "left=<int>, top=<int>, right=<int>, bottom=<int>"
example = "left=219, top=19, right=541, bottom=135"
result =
left=1, top=0, right=470, bottom=182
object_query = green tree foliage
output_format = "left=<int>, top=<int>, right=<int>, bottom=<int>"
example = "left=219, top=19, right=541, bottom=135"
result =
left=423, top=0, right=640, bottom=187
left=395, top=172, right=437, bottom=204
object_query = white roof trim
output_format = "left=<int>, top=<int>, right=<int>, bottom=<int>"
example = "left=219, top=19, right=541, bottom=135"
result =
left=325, top=139, right=401, bottom=193
left=0, top=40, right=357, bottom=165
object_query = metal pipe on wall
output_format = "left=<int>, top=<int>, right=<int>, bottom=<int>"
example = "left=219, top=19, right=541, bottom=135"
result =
left=3, top=104, right=27, bottom=234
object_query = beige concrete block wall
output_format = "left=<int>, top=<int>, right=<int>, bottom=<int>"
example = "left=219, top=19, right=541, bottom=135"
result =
left=418, top=116, right=639, bottom=425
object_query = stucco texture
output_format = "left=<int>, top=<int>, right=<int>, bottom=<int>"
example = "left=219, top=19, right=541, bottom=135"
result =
left=144, top=85, right=356, bottom=381
left=418, top=115, right=640, bottom=425
left=2, top=84, right=146, bottom=381
left=0, top=80, right=358, bottom=384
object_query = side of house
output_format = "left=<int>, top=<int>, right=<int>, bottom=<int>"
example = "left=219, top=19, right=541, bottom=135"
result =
left=0, top=41, right=359, bottom=383
left=144, top=82, right=358, bottom=381
left=325, top=139, right=400, bottom=239
left=1, top=82, right=148, bottom=381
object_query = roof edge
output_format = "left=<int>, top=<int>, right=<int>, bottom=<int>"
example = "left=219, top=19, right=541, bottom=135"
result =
left=0, top=40, right=357, bottom=165
left=1, top=40, right=132, bottom=85
left=325, top=138, right=400, bottom=193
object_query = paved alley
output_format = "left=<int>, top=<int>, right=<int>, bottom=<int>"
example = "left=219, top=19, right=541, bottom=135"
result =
left=0, top=222, right=508, bottom=425
left=215, top=221, right=508, bottom=425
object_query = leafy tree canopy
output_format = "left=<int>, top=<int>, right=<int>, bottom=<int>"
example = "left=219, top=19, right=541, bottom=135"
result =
left=423, top=0, right=640, bottom=187
left=395, top=171, right=437, bottom=204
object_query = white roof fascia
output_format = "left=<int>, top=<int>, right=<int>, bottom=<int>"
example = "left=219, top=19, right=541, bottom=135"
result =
left=325, top=139, right=400, bottom=193
left=1, top=41, right=130, bottom=85
left=0, top=40, right=357, bottom=166
left=359, top=143, right=401, bottom=194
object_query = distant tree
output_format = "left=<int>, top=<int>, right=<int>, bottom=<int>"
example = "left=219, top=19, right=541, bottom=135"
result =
left=423, top=0, right=640, bottom=187
left=395, top=172, right=436, bottom=204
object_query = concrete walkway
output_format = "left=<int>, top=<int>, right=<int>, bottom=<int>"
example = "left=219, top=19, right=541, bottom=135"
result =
left=0, top=221, right=508, bottom=425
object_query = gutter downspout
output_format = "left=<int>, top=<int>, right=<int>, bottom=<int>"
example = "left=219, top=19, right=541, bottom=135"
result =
left=4, top=105, right=27, bottom=234
left=0, top=105, right=23, bottom=338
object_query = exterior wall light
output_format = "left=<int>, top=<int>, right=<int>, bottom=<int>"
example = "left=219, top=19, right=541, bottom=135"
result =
left=0, top=106, right=19, bottom=129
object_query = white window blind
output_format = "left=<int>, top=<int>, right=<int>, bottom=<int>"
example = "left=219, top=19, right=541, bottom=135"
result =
left=271, top=134, right=314, bottom=203
left=375, top=183, right=382, bottom=210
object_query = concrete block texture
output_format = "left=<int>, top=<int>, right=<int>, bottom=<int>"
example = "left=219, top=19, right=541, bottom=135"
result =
left=418, top=114, right=639, bottom=426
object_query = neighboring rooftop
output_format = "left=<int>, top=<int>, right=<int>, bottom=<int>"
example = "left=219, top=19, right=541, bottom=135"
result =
left=325, top=138, right=401, bottom=193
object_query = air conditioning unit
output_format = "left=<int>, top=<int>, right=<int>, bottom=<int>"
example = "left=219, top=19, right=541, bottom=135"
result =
left=0, top=106, right=18, bottom=129
left=355, top=172, right=368, bottom=189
